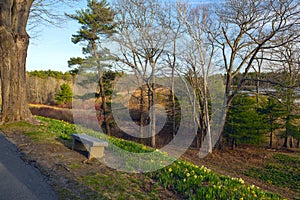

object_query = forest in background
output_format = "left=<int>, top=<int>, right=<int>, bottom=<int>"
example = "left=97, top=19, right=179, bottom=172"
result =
left=23, top=70, right=300, bottom=151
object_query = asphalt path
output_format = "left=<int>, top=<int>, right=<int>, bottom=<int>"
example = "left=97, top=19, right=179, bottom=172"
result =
left=0, top=132, right=58, bottom=200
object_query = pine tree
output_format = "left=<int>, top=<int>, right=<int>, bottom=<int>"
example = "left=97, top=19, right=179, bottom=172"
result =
left=258, top=97, right=285, bottom=148
left=55, top=83, right=73, bottom=105
left=224, top=94, right=267, bottom=148
left=67, top=0, right=116, bottom=135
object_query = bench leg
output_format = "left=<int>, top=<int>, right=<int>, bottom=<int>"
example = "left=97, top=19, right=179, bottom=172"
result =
left=88, top=146, right=105, bottom=159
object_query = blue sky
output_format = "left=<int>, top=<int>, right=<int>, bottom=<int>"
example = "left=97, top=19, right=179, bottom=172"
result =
left=26, top=0, right=214, bottom=73
left=26, top=0, right=116, bottom=72
left=26, top=18, right=84, bottom=72
left=26, top=0, right=88, bottom=73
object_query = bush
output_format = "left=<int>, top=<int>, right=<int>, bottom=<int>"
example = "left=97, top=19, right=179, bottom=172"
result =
left=55, top=83, right=73, bottom=105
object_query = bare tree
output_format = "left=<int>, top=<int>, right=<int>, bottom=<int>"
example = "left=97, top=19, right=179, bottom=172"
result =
left=112, top=0, right=171, bottom=147
left=264, top=36, right=300, bottom=148
left=177, top=2, right=218, bottom=153
left=160, top=3, right=183, bottom=143
left=214, top=0, right=300, bottom=147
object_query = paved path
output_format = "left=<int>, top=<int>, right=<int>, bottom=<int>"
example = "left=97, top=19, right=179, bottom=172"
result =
left=0, top=132, right=58, bottom=200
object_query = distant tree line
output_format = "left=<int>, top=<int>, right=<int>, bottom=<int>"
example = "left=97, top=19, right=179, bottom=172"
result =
left=27, top=69, right=122, bottom=108
left=27, top=70, right=74, bottom=81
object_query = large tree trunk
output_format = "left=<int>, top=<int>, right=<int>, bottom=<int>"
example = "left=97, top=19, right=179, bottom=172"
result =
left=0, top=0, right=34, bottom=124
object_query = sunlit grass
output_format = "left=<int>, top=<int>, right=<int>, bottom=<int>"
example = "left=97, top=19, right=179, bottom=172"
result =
left=0, top=116, right=285, bottom=199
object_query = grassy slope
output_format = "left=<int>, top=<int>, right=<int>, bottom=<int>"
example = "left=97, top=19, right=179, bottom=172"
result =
left=0, top=118, right=178, bottom=200
left=0, top=116, right=286, bottom=199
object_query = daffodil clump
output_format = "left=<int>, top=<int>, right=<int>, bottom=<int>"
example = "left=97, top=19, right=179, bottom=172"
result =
left=35, top=116, right=284, bottom=199
left=150, top=160, right=282, bottom=200
left=36, top=116, right=78, bottom=140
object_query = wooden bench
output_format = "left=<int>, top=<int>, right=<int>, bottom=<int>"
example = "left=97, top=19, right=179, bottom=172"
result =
left=71, top=134, right=108, bottom=159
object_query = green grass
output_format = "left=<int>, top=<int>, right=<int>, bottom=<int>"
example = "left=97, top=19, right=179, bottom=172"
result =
left=244, top=153, right=300, bottom=194
left=1, top=116, right=284, bottom=199
left=39, top=116, right=284, bottom=199
left=81, top=173, right=161, bottom=200
left=35, top=116, right=78, bottom=140
left=0, top=120, right=58, bottom=142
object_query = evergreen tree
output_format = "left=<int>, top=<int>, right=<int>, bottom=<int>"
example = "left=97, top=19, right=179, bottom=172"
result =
left=55, top=83, right=73, bottom=105
left=224, top=94, right=267, bottom=148
left=68, top=57, right=85, bottom=75
left=280, top=87, right=300, bottom=148
left=258, top=97, right=285, bottom=148
left=67, top=0, right=116, bottom=135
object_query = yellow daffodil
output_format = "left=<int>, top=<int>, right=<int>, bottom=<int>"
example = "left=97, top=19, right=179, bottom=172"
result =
left=239, top=178, right=245, bottom=184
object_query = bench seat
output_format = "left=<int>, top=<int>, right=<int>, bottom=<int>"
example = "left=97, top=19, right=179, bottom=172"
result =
left=71, top=133, right=108, bottom=159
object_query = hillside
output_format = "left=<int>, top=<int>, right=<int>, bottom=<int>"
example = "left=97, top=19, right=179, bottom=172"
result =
left=3, top=70, right=299, bottom=199
left=1, top=116, right=297, bottom=199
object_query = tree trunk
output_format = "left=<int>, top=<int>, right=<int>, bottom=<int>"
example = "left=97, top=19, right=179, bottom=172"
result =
left=193, top=88, right=202, bottom=149
left=215, top=95, right=230, bottom=150
left=91, top=37, right=111, bottom=135
left=192, top=89, right=201, bottom=149
left=283, top=132, right=288, bottom=148
left=289, top=136, right=293, bottom=148
left=170, top=65, right=176, bottom=140
left=231, top=138, right=236, bottom=149
left=139, top=86, right=144, bottom=144
left=151, top=83, right=156, bottom=148
left=151, top=87, right=156, bottom=148
left=269, top=128, right=273, bottom=149
left=283, top=114, right=290, bottom=148
left=98, top=69, right=111, bottom=136
left=203, top=77, right=212, bottom=153
left=147, top=85, right=153, bottom=147
left=0, top=0, right=34, bottom=124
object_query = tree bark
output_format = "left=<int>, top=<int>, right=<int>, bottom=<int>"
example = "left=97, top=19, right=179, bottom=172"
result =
left=170, top=64, right=176, bottom=140
left=215, top=97, right=230, bottom=150
left=151, top=87, right=156, bottom=148
left=0, top=0, right=34, bottom=123
left=289, top=136, right=293, bottom=148
left=269, top=128, right=273, bottom=149
left=139, top=86, right=144, bottom=144
left=98, top=68, right=111, bottom=136
left=90, top=36, right=111, bottom=135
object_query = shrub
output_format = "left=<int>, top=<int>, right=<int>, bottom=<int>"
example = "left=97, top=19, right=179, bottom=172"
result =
left=55, top=83, right=73, bottom=105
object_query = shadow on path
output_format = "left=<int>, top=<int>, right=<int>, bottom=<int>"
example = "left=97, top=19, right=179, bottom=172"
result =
left=0, top=132, right=58, bottom=200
